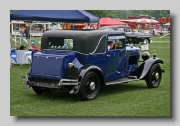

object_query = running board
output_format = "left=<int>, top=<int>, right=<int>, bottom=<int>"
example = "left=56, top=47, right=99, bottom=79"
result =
left=105, top=77, right=140, bottom=85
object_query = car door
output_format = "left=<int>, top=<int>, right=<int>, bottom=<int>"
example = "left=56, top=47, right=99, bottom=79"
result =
left=105, top=34, right=127, bottom=82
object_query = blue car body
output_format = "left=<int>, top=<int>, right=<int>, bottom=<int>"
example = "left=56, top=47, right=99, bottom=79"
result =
left=22, top=30, right=165, bottom=101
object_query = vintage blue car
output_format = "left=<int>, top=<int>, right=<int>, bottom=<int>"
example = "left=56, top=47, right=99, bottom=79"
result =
left=22, top=30, right=165, bottom=101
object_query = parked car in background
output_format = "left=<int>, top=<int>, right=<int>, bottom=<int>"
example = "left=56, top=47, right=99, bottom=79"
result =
left=99, top=25, right=153, bottom=45
left=22, top=30, right=165, bottom=101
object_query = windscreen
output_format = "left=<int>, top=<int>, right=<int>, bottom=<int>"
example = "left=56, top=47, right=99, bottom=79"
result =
left=125, top=27, right=133, bottom=32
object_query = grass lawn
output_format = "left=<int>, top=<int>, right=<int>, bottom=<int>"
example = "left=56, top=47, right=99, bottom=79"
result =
left=10, top=35, right=170, bottom=116
left=151, top=34, right=170, bottom=41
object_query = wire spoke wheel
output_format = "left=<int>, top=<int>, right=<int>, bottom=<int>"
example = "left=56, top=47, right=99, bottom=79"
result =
left=85, top=76, right=96, bottom=97
left=146, top=64, right=162, bottom=88
left=79, top=71, right=100, bottom=101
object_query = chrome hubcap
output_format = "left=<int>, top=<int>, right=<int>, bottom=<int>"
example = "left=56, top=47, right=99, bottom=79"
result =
left=90, top=82, right=95, bottom=90
left=155, top=73, right=159, bottom=80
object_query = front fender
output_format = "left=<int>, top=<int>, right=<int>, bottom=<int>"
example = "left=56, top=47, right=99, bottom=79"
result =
left=139, top=58, right=164, bottom=79
left=78, top=65, right=105, bottom=85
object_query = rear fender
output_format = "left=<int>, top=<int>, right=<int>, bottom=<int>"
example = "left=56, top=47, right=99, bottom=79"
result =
left=69, top=65, right=105, bottom=94
left=78, top=65, right=105, bottom=86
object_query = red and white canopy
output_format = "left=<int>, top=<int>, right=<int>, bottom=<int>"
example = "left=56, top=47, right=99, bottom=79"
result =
left=132, top=18, right=159, bottom=24
left=100, top=17, right=128, bottom=26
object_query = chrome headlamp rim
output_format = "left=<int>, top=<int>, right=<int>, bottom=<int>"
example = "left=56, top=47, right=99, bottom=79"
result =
left=68, top=63, right=74, bottom=68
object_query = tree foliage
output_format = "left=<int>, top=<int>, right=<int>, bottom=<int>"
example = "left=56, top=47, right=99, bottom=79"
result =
left=86, top=10, right=170, bottom=19
left=10, top=10, right=19, bottom=13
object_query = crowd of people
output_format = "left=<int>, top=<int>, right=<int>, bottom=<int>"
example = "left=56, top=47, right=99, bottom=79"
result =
left=19, top=25, right=51, bottom=39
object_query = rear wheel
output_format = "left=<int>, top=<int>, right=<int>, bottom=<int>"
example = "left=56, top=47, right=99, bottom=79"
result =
left=32, top=86, right=51, bottom=94
left=145, top=64, right=162, bottom=88
left=79, top=71, right=100, bottom=101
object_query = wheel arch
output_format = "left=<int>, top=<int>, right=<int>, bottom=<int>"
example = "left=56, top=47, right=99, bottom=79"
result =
left=78, top=65, right=105, bottom=86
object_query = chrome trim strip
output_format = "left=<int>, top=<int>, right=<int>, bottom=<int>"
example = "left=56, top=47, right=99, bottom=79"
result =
left=106, top=79, right=139, bottom=85
left=90, top=34, right=106, bottom=54
left=33, top=55, right=64, bottom=58
left=60, top=83, right=79, bottom=85
left=43, top=48, right=106, bottom=55
left=59, top=79, right=78, bottom=86
left=30, top=73, right=60, bottom=78
left=60, top=79, right=78, bottom=82
left=25, top=75, right=29, bottom=81
left=76, top=51, right=105, bottom=55
left=21, top=74, right=29, bottom=81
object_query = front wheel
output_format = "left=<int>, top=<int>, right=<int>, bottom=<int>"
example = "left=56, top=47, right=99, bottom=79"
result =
left=79, top=71, right=100, bottom=101
left=145, top=64, right=162, bottom=88
left=32, top=86, right=51, bottom=94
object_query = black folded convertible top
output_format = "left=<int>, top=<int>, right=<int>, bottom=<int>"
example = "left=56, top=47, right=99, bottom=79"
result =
left=41, top=30, right=125, bottom=54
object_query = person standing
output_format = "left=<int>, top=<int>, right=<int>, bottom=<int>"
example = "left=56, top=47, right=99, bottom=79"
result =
left=152, top=28, right=155, bottom=36
left=20, top=27, right=25, bottom=39
left=43, top=26, right=46, bottom=33
left=25, top=27, right=29, bottom=39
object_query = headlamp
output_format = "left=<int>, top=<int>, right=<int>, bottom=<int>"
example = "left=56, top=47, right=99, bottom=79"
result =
left=68, top=63, right=74, bottom=68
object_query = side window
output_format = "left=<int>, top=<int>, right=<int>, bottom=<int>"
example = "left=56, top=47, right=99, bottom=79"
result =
left=115, top=39, right=125, bottom=49
left=104, top=28, right=114, bottom=31
left=47, top=37, right=73, bottom=50
left=117, top=28, right=125, bottom=32
left=126, top=27, right=131, bottom=32
left=107, top=36, right=126, bottom=50
left=108, top=39, right=125, bottom=50
left=108, top=41, right=116, bottom=50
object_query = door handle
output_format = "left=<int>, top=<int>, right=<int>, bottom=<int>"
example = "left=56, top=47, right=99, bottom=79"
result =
left=106, top=54, right=110, bottom=57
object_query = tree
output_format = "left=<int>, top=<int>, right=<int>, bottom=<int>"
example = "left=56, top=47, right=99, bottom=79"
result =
left=10, top=10, right=19, bottom=14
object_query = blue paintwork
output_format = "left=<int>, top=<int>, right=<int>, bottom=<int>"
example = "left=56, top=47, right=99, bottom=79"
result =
left=105, top=35, right=127, bottom=81
left=76, top=53, right=106, bottom=74
left=78, top=65, right=104, bottom=81
left=29, top=34, right=141, bottom=83
left=30, top=51, right=77, bottom=80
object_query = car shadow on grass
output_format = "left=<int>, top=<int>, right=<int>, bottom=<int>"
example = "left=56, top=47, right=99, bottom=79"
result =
left=100, top=81, right=148, bottom=95
left=26, top=80, right=149, bottom=102
left=27, top=89, right=80, bottom=102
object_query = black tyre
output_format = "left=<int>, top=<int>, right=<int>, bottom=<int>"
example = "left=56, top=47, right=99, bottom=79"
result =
left=32, top=86, right=51, bottom=94
left=79, top=71, right=100, bottom=101
left=146, top=64, right=162, bottom=88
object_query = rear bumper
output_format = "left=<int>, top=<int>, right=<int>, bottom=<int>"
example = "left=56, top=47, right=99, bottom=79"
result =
left=22, top=76, right=79, bottom=89
left=59, top=79, right=79, bottom=86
